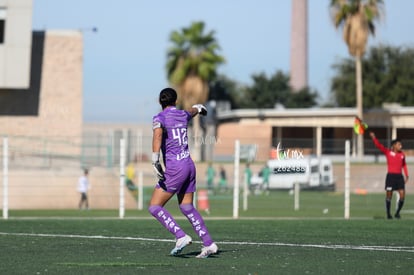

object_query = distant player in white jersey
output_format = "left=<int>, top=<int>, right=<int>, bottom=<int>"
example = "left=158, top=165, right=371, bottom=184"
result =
left=148, top=88, right=218, bottom=258
left=77, top=169, right=90, bottom=210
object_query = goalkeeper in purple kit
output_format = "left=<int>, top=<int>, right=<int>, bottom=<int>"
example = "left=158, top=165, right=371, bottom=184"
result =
left=148, top=87, right=218, bottom=258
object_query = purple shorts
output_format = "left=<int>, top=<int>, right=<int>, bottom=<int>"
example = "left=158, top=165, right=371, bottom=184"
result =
left=156, top=160, right=196, bottom=194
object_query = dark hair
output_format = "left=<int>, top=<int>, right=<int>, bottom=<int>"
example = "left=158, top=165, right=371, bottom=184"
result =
left=159, top=88, right=177, bottom=109
left=391, top=139, right=401, bottom=146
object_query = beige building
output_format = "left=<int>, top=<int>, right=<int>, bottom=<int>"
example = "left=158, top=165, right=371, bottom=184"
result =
left=0, top=0, right=82, bottom=153
left=215, top=106, right=414, bottom=162
left=0, top=30, right=83, bottom=155
left=0, top=0, right=86, bottom=210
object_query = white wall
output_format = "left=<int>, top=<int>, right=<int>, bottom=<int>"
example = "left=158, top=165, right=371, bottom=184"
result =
left=0, top=0, right=32, bottom=89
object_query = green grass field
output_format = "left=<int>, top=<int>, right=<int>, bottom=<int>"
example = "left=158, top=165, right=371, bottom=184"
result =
left=1, top=191, right=414, bottom=274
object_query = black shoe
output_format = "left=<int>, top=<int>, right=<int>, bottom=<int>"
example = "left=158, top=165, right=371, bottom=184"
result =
left=387, top=214, right=393, bottom=219
left=395, top=213, right=401, bottom=219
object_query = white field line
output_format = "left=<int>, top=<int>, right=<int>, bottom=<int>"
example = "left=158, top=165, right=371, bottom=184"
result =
left=1, top=231, right=414, bottom=253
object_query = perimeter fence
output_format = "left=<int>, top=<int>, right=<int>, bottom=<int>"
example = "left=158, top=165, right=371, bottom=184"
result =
left=1, top=134, right=413, bottom=219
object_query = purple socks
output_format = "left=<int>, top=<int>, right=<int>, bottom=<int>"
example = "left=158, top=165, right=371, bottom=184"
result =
left=148, top=205, right=185, bottom=239
left=179, top=203, right=213, bottom=246
left=149, top=203, right=214, bottom=246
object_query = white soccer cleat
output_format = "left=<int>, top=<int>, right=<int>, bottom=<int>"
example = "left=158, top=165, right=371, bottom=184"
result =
left=170, top=235, right=192, bottom=256
left=196, top=242, right=218, bottom=258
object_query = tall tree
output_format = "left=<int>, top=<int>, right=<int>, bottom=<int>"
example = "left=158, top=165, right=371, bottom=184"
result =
left=243, top=71, right=291, bottom=108
left=166, top=21, right=225, bottom=161
left=226, top=71, right=318, bottom=109
left=331, top=45, right=414, bottom=107
left=208, top=75, right=239, bottom=107
left=330, top=0, right=383, bottom=157
left=166, top=21, right=225, bottom=110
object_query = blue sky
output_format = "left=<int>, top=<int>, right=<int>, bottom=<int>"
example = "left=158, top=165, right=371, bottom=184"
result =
left=32, top=0, right=414, bottom=123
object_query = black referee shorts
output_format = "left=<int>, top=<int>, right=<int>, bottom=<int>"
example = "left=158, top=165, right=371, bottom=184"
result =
left=385, top=173, right=405, bottom=191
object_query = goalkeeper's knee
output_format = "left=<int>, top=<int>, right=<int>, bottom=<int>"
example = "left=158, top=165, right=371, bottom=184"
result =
left=179, top=203, right=195, bottom=215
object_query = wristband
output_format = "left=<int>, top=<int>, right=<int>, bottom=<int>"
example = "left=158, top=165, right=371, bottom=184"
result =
left=152, top=152, right=160, bottom=163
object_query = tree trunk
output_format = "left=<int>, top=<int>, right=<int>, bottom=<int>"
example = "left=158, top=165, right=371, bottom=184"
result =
left=180, top=76, right=208, bottom=162
left=356, top=56, right=364, bottom=158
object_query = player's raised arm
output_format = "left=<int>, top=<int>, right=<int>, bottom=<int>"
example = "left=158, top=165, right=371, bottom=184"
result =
left=370, top=131, right=388, bottom=154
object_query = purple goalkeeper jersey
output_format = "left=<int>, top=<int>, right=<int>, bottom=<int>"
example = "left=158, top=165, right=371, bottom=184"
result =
left=152, top=106, right=196, bottom=193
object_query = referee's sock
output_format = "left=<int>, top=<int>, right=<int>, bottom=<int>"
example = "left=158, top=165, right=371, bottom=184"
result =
left=385, top=198, right=392, bottom=218
left=396, top=199, right=404, bottom=216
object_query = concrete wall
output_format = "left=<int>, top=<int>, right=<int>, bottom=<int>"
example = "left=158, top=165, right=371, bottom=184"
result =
left=0, top=30, right=83, bottom=155
left=215, top=121, right=272, bottom=161
left=4, top=167, right=141, bottom=210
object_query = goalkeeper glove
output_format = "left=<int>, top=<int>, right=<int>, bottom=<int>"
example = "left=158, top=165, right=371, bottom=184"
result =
left=192, top=104, right=208, bottom=116
left=152, top=152, right=165, bottom=181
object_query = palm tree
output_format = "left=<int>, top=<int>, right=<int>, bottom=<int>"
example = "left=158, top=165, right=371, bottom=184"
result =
left=166, top=21, right=225, bottom=160
left=330, top=0, right=383, bottom=158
